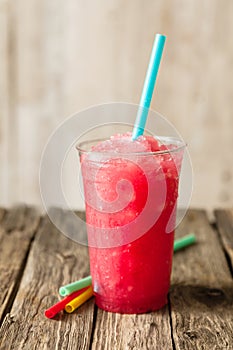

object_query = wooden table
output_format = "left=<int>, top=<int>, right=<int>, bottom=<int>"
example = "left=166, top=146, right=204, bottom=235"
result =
left=0, top=207, right=233, bottom=349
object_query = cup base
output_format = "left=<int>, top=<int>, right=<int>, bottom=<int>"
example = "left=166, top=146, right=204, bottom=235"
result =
left=95, top=294, right=168, bottom=314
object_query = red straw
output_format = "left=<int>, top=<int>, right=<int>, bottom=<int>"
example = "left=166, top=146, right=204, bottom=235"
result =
left=44, top=286, right=89, bottom=319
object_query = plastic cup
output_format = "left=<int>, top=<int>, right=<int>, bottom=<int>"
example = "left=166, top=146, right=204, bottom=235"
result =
left=77, top=124, right=185, bottom=314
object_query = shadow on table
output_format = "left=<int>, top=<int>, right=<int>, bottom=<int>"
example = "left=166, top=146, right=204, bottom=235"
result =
left=169, top=282, right=233, bottom=312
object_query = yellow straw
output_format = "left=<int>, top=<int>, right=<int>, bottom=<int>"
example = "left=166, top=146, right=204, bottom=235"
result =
left=65, top=286, right=93, bottom=313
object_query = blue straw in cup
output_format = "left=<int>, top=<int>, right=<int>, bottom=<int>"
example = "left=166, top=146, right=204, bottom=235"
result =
left=132, top=34, right=166, bottom=140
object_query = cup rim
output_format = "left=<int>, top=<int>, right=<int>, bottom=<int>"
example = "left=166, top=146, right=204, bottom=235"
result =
left=76, top=135, right=186, bottom=157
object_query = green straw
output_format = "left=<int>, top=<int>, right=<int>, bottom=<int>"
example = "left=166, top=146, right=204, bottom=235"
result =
left=59, top=234, right=196, bottom=296
left=59, top=275, right=92, bottom=297
left=173, top=233, right=197, bottom=252
left=132, top=34, right=166, bottom=140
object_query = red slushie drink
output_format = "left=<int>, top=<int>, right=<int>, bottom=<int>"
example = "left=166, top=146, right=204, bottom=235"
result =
left=78, top=132, right=184, bottom=314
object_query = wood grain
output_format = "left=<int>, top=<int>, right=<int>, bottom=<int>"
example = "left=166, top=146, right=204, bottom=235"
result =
left=1, top=205, right=27, bottom=232
left=0, top=206, right=40, bottom=325
left=215, top=209, right=233, bottom=273
left=171, top=210, right=233, bottom=350
left=0, top=208, right=5, bottom=223
left=91, top=307, right=173, bottom=350
left=0, top=210, right=94, bottom=350
left=0, top=0, right=9, bottom=205
left=1, top=208, right=233, bottom=349
left=1, top=0, right=233, bottom=211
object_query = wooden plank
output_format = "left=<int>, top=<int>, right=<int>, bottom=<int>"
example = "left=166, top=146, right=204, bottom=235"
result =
left=0, top=0, right=232, bottom=211
left=91, top=307, right=173, bottom=350
left=0, top=206, right=40, bottom=324
left=0, top=208, right=5, bottom=223
left=0, top=210, right=94, bottom=350
left=5, top=0, right=20, bottom=205
left=14, top=0, right=65, bottom=205
left=215, top=209, right=233, bottom=272
left=0, top=0, right=9, bottom=206
left=171, top=210, right=233, bottom=350
left=1, top=205, right=26, bottom=232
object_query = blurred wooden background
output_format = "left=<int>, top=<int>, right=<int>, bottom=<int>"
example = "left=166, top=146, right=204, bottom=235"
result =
left=0, top=0, right=232, bottom=210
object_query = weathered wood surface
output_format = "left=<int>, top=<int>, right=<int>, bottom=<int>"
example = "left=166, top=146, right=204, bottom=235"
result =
left=0, top=209, right=5, bottom=223
left=171, top=210, right=233, bottom=349
left=0, top=0, right=9, bottom=205
left=0, top=208, right=233, bottom=350
left=215, top=209, right=233, bottom=272
left=0, top=210, right=94, bottom=350
left=0, top=206, right=40, bottom=325
left=92, top=305, right=173, bottom=350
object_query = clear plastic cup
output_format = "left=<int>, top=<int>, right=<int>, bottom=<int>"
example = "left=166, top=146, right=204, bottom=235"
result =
left=77, top=124, right=185, bottom=314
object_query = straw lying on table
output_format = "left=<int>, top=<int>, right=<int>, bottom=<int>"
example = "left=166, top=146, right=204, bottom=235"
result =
left=65, top=286, right=93, bottom=313
left=174, top=233, right=196, bottom=252
left=44, top=282, right=93, bottom=319
left=44, top=287, right=89, bottom=319
left=59, top=275, right=92, bottom=297
left=45, top=233, right=196, bottom=319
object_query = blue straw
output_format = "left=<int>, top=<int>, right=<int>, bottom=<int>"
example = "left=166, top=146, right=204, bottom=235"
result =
left=132, top=34, right=166, bottom=140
